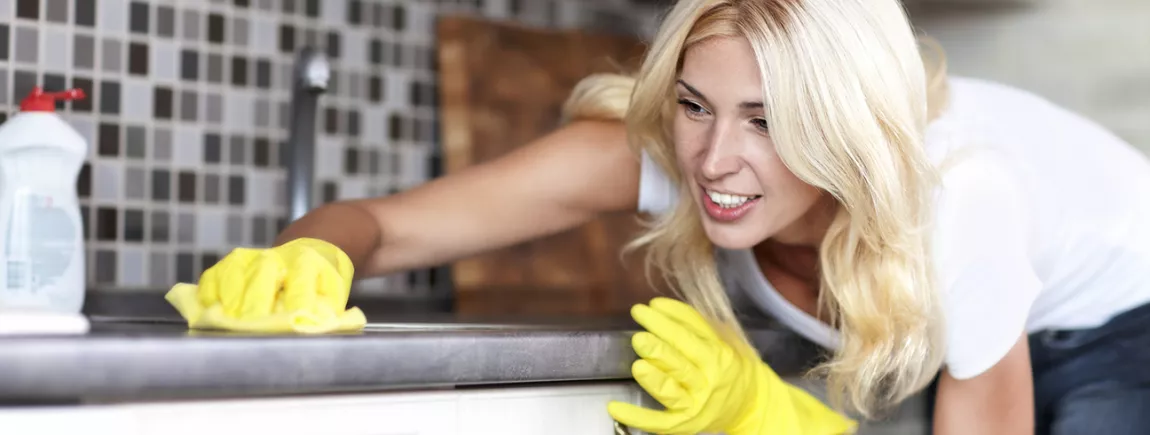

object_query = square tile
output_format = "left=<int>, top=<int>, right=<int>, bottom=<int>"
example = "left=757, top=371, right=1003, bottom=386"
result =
left=73, top=34, right=94, bottom=69
left=151, top=41, right=178, bottom=81
left=231, top=56, right=248, bottom=86
left=277, top=101, right=289, bottom=129
left=224, top=93, right=252, bottom=129
left=203, top=132, right=221, bottom=163
left=175, top=252, right=193, bottom=283
left=226, top=214, right=243, bottom=244
left=17, top=0, right=39, bottom=20
left=0, top=25, right=8, bottom=61
left=232, top=17, right=249, bottom=47
left=277, top=24, right=294, bottom=53
left=250, top=216, right=268, bottom=245
left=95, top=250, right=116, bottom=284
left=180, top=49, right=198, bottom=81
left=227, top=175, right=244, bottom=205
left=207, top=13, right=225, bottom=44
left=253, top=137, right=269, bottom=167
left=70, top=77, right=94, bottom=112
left=205, top=93, right=222, bottom=124
left=99, top=80, right=121, bottom=114
left=125, top=125, right=145, bottom=158
left=150, top=210, right=169, bottom=241
left=152, top=86, right=172, bottom=119
left=195, top=209, right=225, bottom=249
left=153, top=128, right=172, bottom=160
left=98, top=0, right=127, bottom=34
left=251, top=16, right=275, bottom=55
left=206, top=53, right=224, bottom=83
left=156, top=5, right=175, bottom=38
left=177, top=171, right=195, bottom=203
left=176, top=212, right=194, bottom=243
left=127, top=42, right=148, bottom=75
left=253, top=98, right=269, bottom=127
left=343, top=31, right=366, bottom=70
left=74, top=0, right=95, bottom=26
left=118, top=248, right=146, bottom=287
left=10, top=70, right=34, bottom=104
left=14, top=26, right=37, bottom=64
left=92, top=161, right=122, bottom=201
left=43, top=28, right=70, bottom=71
left=228, top=135, right=246, bottom=165
left=123, top=209, right=144, bottom=242
left=151, top=169, right=170, bottom=201
left=44, top=0, right=67, bottom=22
left=255, top=58, right=270, bottom=89
left=149, top=252, right=170, bottom=286
left=182, top=10, right=201, bottom=41
left=321, top=0, right=341, bottom=26
left=121, top=79, right=152, bottom=121
left=101, top=38, right=122, bottom=73
left=124, top=167, right=145, bottom=199
left=173, top=125, right=203, bottom=168
left=96, top=122, right=119, bottom=156
left=180, top=90, right=197, bottom=121
left=204, top=173, right=220, bottom=204
left=129, top=1, right=148, bottom=34
left=95, top=207, right=117, bottom=241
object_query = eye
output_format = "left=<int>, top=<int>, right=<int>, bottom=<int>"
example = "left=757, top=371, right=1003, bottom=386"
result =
left=751, top=118, right=769, bottom=131
left=677, top=98, right=709, bottom=117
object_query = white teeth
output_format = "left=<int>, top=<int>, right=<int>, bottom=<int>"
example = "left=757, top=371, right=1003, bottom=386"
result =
left=706, top=190, right=756, bottom=208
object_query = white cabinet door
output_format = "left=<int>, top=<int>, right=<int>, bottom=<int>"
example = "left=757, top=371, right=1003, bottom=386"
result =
left=457, top=382, right=644, bottom=435
left=128, top=390, right=462, bottom=435
left=0, top=382, right=651, bottom=435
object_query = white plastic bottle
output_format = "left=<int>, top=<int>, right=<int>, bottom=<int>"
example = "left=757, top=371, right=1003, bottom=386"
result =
left=0, top=87, right=89, bottom=333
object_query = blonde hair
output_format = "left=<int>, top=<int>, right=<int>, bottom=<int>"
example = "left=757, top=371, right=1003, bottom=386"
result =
left=563, top=0, right=951, bottom=419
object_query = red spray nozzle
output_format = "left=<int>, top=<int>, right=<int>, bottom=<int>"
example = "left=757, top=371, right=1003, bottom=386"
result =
left=19, top=87, right=88, bottom=112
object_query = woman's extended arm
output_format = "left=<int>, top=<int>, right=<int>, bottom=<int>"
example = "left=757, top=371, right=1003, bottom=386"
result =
left=273, top=120, right=640, bottom=277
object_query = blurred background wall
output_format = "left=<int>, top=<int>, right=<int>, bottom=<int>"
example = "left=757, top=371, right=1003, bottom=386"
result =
left=909, top=0, right=1149, bottom=151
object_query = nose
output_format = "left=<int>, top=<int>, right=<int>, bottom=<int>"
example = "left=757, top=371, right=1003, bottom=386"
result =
left=700, top=124, right=741, bottom=181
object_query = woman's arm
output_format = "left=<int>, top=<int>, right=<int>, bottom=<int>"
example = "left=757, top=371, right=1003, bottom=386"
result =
left=933, top=332, right=1035, bottom=435
left=274, top=119, right=639, bottom=277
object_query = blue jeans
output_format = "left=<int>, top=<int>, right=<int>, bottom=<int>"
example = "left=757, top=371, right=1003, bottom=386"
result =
left=1028, top=301, right=1150, bottom=434
left=922, top=302, right=1150, bottom=434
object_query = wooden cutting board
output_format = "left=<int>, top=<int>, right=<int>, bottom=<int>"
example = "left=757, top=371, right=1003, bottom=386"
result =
left=435, top=15, right=665, bottom=316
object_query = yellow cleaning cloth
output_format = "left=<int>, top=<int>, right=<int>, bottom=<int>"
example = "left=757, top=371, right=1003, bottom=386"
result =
left=164, top=238, right=367, bottom=334
left=165, top=283, right=366, bottom=334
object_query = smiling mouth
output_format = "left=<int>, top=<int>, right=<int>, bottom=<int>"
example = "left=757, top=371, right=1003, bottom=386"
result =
left=703, top=188, right=762, bottom=209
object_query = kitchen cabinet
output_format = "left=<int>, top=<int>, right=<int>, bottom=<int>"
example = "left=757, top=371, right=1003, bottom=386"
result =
left=0, top=382, right=648, bottom=435
left=436, top=15, right=664, bottom=317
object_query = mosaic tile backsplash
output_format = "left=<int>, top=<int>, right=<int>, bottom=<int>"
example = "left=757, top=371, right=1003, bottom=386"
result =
left=0, top=0, right=657, bottom=296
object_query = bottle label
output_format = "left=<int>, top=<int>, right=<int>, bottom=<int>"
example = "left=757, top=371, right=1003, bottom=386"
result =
left=5, top=191, right=77, bottom=293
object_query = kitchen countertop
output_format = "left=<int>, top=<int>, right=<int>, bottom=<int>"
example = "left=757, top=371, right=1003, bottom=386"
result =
left=0, top=293, right=826, bottom=403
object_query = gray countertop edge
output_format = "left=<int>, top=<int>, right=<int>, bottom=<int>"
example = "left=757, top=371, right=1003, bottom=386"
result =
left=0, top=326, right=824, bottom=403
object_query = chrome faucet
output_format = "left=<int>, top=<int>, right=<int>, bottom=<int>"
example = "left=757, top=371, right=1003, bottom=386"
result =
left=286, top=47, right=330, bottom=222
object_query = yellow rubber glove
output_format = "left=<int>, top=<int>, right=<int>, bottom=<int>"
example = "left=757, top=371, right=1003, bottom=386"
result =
left=607, top=297, right=856, bottom=435
left=165, top=238, right=367, bottom=334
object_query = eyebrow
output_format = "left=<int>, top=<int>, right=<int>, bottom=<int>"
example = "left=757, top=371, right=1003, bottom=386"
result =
left=676, top=79, right=764, bottom=110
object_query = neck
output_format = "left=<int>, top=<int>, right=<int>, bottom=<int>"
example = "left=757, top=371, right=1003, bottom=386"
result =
left=754, top=239, right=820, bottom=284
left=770, top=193, right=838, bottom=247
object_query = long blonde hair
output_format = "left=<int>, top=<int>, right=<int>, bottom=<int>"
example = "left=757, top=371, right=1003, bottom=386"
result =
left=564, top=0, right=951, bottom=418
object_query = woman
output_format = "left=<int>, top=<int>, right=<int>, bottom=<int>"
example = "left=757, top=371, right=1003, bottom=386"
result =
left=193, top=0, right=1150, bottom=433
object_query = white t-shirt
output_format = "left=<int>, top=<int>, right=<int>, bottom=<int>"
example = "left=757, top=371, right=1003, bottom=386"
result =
left=637, top=76, right=1150, bottom=380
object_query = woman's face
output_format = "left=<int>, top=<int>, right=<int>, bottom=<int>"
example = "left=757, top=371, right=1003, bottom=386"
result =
left=674, top=36, right=829, bottom=249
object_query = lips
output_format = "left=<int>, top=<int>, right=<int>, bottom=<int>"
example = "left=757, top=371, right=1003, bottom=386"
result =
left=701, top=186, right=761, bottom=223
